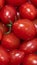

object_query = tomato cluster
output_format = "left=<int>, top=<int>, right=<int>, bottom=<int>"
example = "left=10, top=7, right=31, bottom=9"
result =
left=0, top=0, right=37, bottom=65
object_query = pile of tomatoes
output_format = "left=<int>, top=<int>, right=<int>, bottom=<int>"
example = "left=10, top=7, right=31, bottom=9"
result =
left=0, top=0, right=37, bottom=65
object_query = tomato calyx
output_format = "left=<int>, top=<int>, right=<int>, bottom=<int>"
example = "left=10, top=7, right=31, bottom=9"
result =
left=5, top=21, right=12, bottom=34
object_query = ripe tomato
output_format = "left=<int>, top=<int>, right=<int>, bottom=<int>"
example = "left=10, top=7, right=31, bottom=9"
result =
left=0, top=46, right=9, bottom=65
left=5, top=0, right=27, bottom=7
left=13, top=19, right=36, bottom=41
left=19, top=2, right=36, bottom=20
left=31, top=0, right=37, bottom=7
left=0, top=0, right=5, bottom=9
left=23, top=54, right=37, bottom=65
left=10, top=50, right=25, bottom=65
left=0, top=22, right=8, bottom=33
left=0, top=5, right=17, bottom=24
left=32, top=19, right=37, bottom=35
left=2, top=33, right=20, bottom=50
left=20, top=38, right=37, bottom=54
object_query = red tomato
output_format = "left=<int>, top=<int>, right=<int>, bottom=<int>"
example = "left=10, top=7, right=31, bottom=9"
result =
left=0, top=47, right=9, bottom=65
left=0, top=0, right=5, bottom=9
left=32, top=19, right=37, bottom=35
left=5, top=0, right=27, bottom=7
left=31, top=0, right=37, bottom=7
left=19, top=2, right=36, bottom=20
left=2, top=33, right=20, bottom=50
left=23, top=54, right=37, bottom=65
left=0, top=22, right=8, bottom=33
left=20, top=38, right=37, bottom=54
left=10, top=50, right=25, bottom=65
left=0, top=5, right=17, bottom=24
left=13, top=19, right=36, bottom=41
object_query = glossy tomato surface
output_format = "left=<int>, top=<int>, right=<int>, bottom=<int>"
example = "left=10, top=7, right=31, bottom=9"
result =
left=10, top=50, right=25, bottom=65
left=2, top=33, right=20, bottom=50
left=13, top=19, right=36, bottom=41
left=0, top=0, right=5, bottom=9
left=23, top=54, right=37, bottom=65
left=0, top=47, right=9, bottom=65
left=0, top=22, right=8, bottom=33
left=32, top=19, right=37, bottom=36
left=6, top=0, right=27, bottom=7
left=20, top=38, right=37, bottom=54
left=19, top=2, right=36, bottom=20
left=0, top=5, right=17, bottom=24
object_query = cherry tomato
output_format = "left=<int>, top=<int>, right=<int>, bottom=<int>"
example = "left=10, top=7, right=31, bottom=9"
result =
left=0, top=5, right=17, bottom=24
left=31, top=0, right=37, bottom=7
left=0, top=22, right=8, bottom=33
left=19, top=2, right=36, bottom=20
left=0, top=46, right=9, bottom=65
left=0, top=0, right=5, bottom=9
left=5, top=0, right=27, bottom=7
left=20, top=38, right=37, bottom=54
left=13, top=19, right=36, bottom=41
left=10, top=50, right=25, bottom=65
left=2, top=33, right=20, bottom=50
left=23, top=54, right=37, bottom=65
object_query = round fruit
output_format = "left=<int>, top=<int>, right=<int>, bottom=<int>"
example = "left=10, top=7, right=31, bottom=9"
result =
left=23, top=54, right=37, bottom=65
left=0, top=5, right=17, bottom=24
left=13, top=19, right=36, bottom=41
left=19, top=2, right=36, bottom=20
left=10, top=50, right=25, bottom=65
left=20, top=38, right=37, bottom=54
left=2, top=33, right=20, bottom=50
left=0, top=47, right=9, bottom=65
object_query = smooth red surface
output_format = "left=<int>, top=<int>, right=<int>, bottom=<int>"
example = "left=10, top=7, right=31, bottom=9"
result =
left=33, top=19, right=37, bottom=35
left=0, top=31, right=3, bottom=40
left=0, top=22, right=8, bottom=33
left=6, top=0, right=27, bottom=7
left=10, top=50, right=25, bottom=65
left=0, top=0, right=5, bottom=9
left=0, top=5, right=17, bottom=24
left=13, top=19, right=36, bottom=41
left=31, top=0, right=37, bottom=7
left=23, top=54, right=37, bottom=65
left=2, top=33, right=20, bottom=50
left=19, top=2, right=36, bottom=20
left=20, top=38, right=37, bottom=54
left=0, top=47, right=9, bottom=65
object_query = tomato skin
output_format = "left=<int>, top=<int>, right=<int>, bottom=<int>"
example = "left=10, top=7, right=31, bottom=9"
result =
left=13, top=19, right=36, bottom=41
left=31, top=0, right=37, bottom=7
left=0, top=0, right=5, bottom=9
left=0, top=47, right=9, bottom=65
left=0, top=5, right=17, bottom=24
left=2, top=33, right=20, bottom=50
left=0, top=22, right=8, bottom=33
left=6, top=0, right=27, bottom=7
left=0, top=31, right=3, bottom=40
left=9, top=50, right=25, bottom=65
left=19, top=2, right=36, bottom=20
left=23, top=54, right=37, bottom=65
left=20, top=38, right=37, bottom=54
left=32, top=19, right=37, bottom=35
